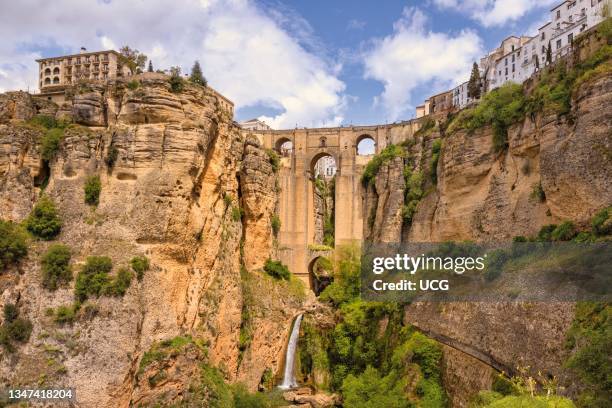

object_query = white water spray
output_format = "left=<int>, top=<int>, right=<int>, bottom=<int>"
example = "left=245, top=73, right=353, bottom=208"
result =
left=279, top=314, right=303, bottom=389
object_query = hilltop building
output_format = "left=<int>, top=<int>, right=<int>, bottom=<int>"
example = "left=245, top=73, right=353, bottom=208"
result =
left=239, top=118, right=272, bottom=131
left=419, top=0, right=609, bottom=113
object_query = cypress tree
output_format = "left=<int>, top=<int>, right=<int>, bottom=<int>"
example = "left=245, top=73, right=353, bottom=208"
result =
left=148, top=60, right=153, bottom=72
left=189, top=61, right=207, bottom=86
left=467, top=62, right=481, bottom=99
left=546, top=41, right=553, bottom=65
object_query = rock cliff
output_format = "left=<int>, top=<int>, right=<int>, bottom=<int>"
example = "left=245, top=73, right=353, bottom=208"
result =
left=0, top=75, right=303, bottom=407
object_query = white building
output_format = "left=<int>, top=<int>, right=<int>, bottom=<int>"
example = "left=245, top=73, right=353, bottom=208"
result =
left=239, top=118, right=272, bottom=131
left=314, top=156, right=337, bottom=179
left=452, top=81, right=478, bottom=110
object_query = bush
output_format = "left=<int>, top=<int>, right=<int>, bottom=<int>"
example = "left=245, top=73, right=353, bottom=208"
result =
left=169, top=73, right=184, bottom=93
left=29, top=115, right=59, bottom=129
left=103, top=267, right=133, bottom=296
left=41, top=128, right=65, bottom=161
left=484, top=249, right=508, bottom=281
left=265, top=149, right=280, bottom=173
left=130, top=256, right=150, bottom=281
left=271, top=214, right=281, bottom=237
left=74, top=256, right=113, bottom=301
left=41, top=244, right=72, bottom=290
left=54, top=303, right=79, bottom=324
left=0, top=304, right=32, bottom=351
left=0, top=220, right=28, bottom=270
left=263, top=259, right=291, bottom=280
left=430, top=139, right=442, bottom=184
left=84, top=175, right=102, bottom=206
left=25, top=195, right=62, bottom=240
left=551, top=221, right=577, bottom=241
left=592, top=207, right=611, bottom=236
left=127, top=80, right=140, bottom=90
left=537, top=224, right=558, bottom=241
left=105, top=145, right=119, bottom=168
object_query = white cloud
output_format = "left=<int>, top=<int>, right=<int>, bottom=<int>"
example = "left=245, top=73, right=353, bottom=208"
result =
left=0, top=0, right=345, bottom=129
left=432, top=0, right=557, bottom=27
left=363, top=7, right=483, bottom=121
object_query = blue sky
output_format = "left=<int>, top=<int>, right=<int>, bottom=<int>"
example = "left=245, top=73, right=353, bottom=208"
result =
left=0, top=0, right=559, bottom=128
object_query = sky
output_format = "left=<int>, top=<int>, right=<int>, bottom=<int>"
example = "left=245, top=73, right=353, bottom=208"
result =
left=0, top=0, right=560, bottom=128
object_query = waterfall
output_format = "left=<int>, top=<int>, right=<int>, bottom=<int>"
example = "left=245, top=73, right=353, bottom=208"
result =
left=279, top=314, right=303, bottom=389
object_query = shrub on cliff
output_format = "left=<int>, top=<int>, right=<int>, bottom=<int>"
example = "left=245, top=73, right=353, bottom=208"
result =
left=103, top=267, right=133, bottom=296
left=168, top=67, right=184, bottom=93
left=592, top=207, right=611, bottom=236
left=25, top=195, right=62, bottom=240
left=0, top=304, right=33, bottom=352
left=551, top=221, right=577, bottom=241
left=271, top=214, right=281, bottom=237
left=265, top=148, right=280, bottom=172
left=41, top=128, right=65, bottom=161
left=84, top=175, right=101, bottom=206
left=105, top=145, right=119, bottom=168
left=74, top=256, right=113, bottom=301
left=0, top=220, right=28, bottom=270
left=263, top=259, right=290, bottom=280
left=41, top=244, right=72, bottom=290
left=130, top=255, right=150, bottom=281
left=430, top=139, right=442, bottom=184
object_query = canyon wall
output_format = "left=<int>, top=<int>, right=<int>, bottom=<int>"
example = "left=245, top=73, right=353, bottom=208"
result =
left=0, top=75, right=304, bottom=407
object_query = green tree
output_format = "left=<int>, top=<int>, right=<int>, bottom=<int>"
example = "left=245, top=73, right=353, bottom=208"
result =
left=189, top=60, right=207, bottom=86
left=467, top=62, right=482, bottom=99
left=74, top=256, right=113, bottom=301
left=169, top=66, right=184, bottom=93
left=25, top=195, right=62, bottom=240
left=41, top=244, right=72, bottom=290
left=84, top=175, right=102, bottom=206
left=118, top=46, right=147, bottom=74
left=546, top=41, right=553, bottom=65
left=148, top=60, right=153, bottom=72
left=342, top=366, right=412, bottom=408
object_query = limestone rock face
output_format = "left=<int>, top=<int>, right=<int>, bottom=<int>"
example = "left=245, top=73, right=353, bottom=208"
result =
left=240, top=135, right=277, bottom=271
left=0, top=77, right=302, bottom=407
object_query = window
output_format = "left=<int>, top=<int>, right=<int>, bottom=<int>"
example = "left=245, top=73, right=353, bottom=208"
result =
left=581, top=8, right=586, bottom=16
left=557, top=39, right=562, bottom=49
left=505, top=58, right=508, bottom=66
left=505, top=68, right=508, bottom=75
left=569, top=15, right=573, bottom=22
left=541, top=32, right=546, bottom=40
left=512, top=64, right=515, bottom=73
left=556, top=10, right=561, bottom=19
left=568, top=33, right=573, bottom=44
left=512, top=54, right=515, bottom=62
left=512, top=45, right=515, bottom=51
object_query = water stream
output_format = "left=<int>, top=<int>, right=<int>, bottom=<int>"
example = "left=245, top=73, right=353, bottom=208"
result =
left=279, top=313, right=303, bottom=389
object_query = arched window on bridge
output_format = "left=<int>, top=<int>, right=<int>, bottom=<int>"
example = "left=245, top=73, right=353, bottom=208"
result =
left=309, top=256, right=334, bottom=296
left=275, top=138, right=293, bottom=157
left=312, top=153, right=337, bottom=179
left=356, top=135, right=376, bottom=155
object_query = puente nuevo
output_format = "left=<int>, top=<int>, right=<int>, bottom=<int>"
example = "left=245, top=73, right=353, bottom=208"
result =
left=247, top=121, right=421, bottom=287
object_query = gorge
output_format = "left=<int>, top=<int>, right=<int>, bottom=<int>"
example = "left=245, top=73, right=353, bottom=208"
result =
left=0, top=25, right=610, bottom=408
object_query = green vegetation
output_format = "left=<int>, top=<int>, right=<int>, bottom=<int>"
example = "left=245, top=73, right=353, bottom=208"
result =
left=139, top=335, right=206, bottom=374
left=414, top=117, right=436, bottom=138
left=169, top=66, right=184, bottom=93
left=189, top=60, right=207, bottom=86
left=74, top=256, right=113, bottom=301
left=308, top=244, right=334, bottom=252
left=471, top=392, right=575, bottom=407
left=104, top=267, right=133, bottom=296
left=265, top=149, right=280, bottom=173
left=564, top=302, right=611, bottom=408
left=105, top=145, right=119, bottom=168
left=25, top=195, right=62, bottom=240
left=0, top=220, right=28, bottom=270
left=232, top=206, right=243, bottom=222
left=550, top=221, right=577, bottom=241
left=361, top=144, right=405, bottom=186
left=130, top=255, right=150, bottom=281
left=41, top=244, right=72, bottom=290
left=430, top=139, right=442, bottom=184
left=118, top=45, right=147, bottom=75
left=84, top=175, right=102, bottom=206
left=53, top=303, right=80, bottom=324
left=126, top=80, right=140, bottom=90
left=468, top=61, right=482, bottom=100
left=238, top=266, right=254, bottom=362
left=271, top=214, right=281, bottom=237
left=402, top=167, right=424, bottom=225
left=41, top=128, right=65, bottom=161
left=263, top=259, right=291, bottom=281
left=309, top=246, right=447, bottom=406
left=0, top=304, right=33, bottom=352
left=591, top=207, right=611, bottom=236
left=447, top=83, right=525, bottom=152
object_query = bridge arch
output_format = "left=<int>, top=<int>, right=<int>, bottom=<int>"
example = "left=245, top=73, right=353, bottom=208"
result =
left=356, top=134, right=376, bottom=156
left=275, top=136, right=293, bottom=157
left=308, top=256, right=334, bottom=295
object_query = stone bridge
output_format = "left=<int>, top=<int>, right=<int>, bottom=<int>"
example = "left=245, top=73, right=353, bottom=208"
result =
left=248, top=121, right=421, bottom=288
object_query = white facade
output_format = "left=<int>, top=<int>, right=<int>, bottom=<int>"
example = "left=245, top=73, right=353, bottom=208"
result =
left=239, top=118, right=272, bottom=131
left=314, top=156, right=337, bottom=179
left=451, top=81, right=475, bottom=110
